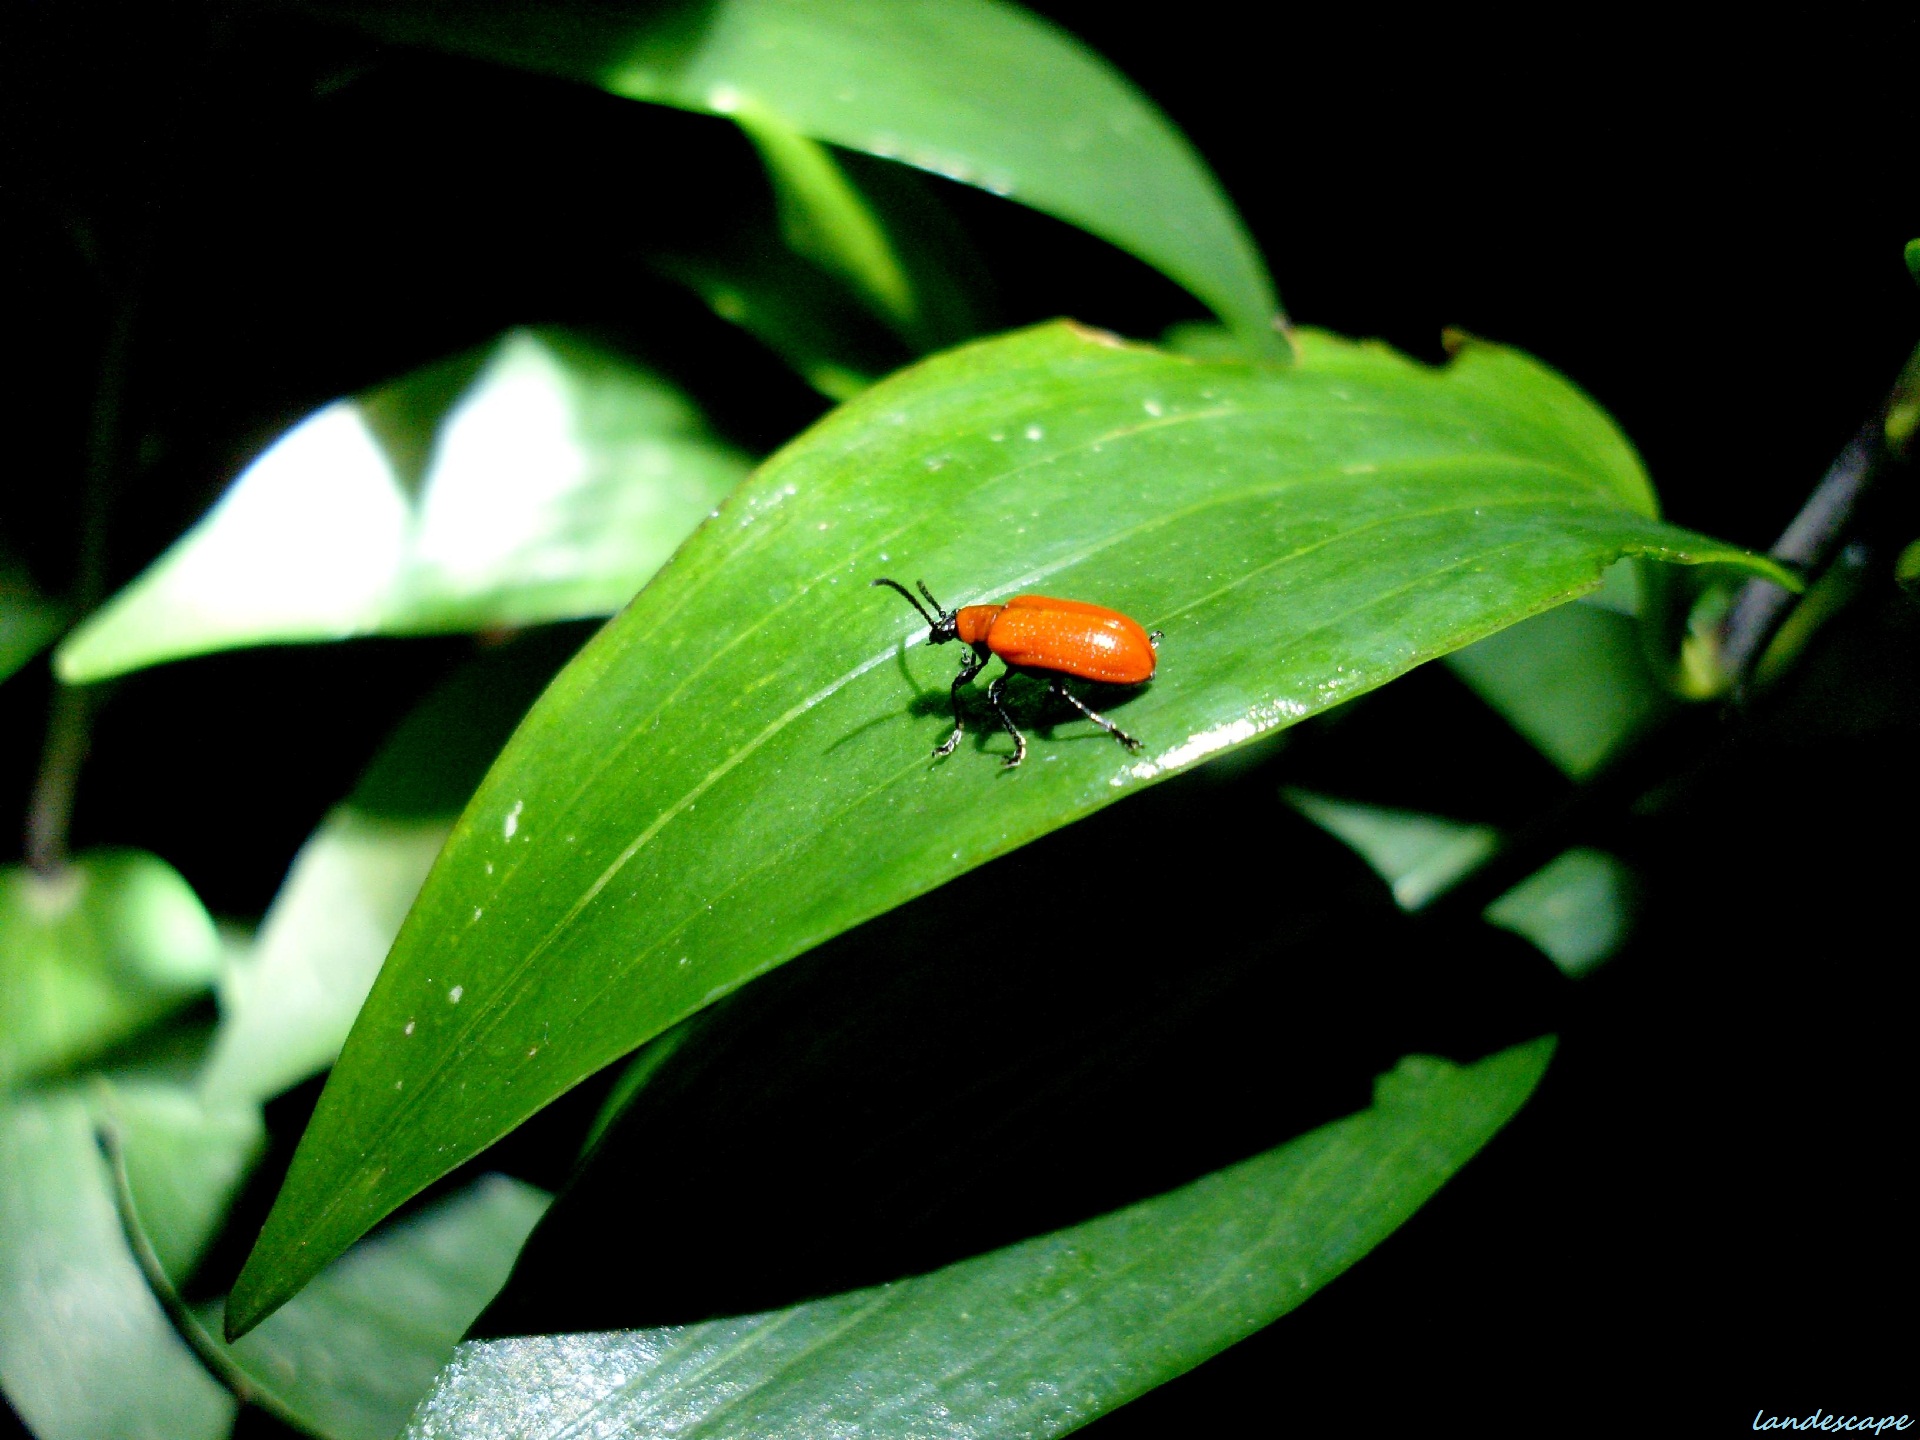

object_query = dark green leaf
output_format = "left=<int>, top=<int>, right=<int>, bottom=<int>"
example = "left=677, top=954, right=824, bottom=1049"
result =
left=404, top=1039, right=1553, bottom=1438
left=657, top=152, right=992, bottom=397
left=1445, top=590, right=1671, bottom=777
left=1483, top=848, right=1637, bottom=977
left=301, top=0, right=1282, bottom=349
left=0, top=1086, right=258, bottom=1440
left=1, top=850, right=222, bottom=1093
left=1284, top=788, right=1496, bottom=910
left=1896, top=538, right=1920, bottom=591
left=230, top=322, right=1785, bottom=1333
left=206, top=1176, right=547, bottom=1440
left=0, top=582, right=64, bottom=686
left=1285, top=791, right=1637, bottom=976
left=55, top=329, right=748, bottom=683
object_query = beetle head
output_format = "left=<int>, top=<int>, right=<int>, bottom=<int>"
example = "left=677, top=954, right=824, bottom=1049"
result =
left=872, top=577, right=959, bottom=645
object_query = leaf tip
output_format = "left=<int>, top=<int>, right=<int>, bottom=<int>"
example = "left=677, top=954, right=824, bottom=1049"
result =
left=221, top=1286, right=264, bottom=1342
left=224, top=1222, right=314, bottom=1340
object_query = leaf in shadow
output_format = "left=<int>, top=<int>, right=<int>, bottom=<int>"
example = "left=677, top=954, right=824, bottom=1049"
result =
left=477, top=767, right=1565, bottom=1337
left=296, top=0, right=1282, bottom=349
left=410, top=1032, right=1555, bottom=1437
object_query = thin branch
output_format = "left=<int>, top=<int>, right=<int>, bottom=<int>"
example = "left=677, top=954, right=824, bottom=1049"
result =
left=24, top=279, right=138, bottom=874
left=1716, top=340, right=1920, bottom=690
left=95, top=1117, right=321, bottom=1435
left=1715, top=421, right=1878, bottom=687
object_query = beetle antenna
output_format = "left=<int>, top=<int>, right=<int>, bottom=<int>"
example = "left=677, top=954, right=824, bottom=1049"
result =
left=871, top=577, right=939, bottom=627
left=915, top=579, right=945, bottom=614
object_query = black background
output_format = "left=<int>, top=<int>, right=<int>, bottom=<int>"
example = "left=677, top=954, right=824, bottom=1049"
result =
left=3, top=1, right=1916, bottom=1433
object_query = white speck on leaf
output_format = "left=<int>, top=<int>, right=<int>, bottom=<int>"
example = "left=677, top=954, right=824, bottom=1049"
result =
left=503, top=801, right=523, bottom=839
left=448, top=985, right=464, bottom=1004
left=404, top=1020, right=414, bottom=1035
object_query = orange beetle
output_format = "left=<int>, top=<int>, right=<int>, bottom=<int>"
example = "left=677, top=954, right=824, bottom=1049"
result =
left=873, top=578, right=1159, bottom=768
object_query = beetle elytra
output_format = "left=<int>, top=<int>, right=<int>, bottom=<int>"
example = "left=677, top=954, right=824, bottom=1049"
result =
left=873, top=578, right=1160, bottom=768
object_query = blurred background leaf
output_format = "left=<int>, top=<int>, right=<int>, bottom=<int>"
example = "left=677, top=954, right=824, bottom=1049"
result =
left=1445, top=586, right=1672, bottom=778
left=1482, top=848, right=1635, bottom=979
left=1283, top=790, right=1638, bottom=979
left=292, top=0, right=1283, bottom=351
left=0, top=573, right=64, bottom=687
left=1284, top=789, right=1497, bottom=911
left=0, top=1086, right=258, bottom=1440
left=55, top=329, right=748, bottom=683
left=1, top=851, right=222, bottom=1093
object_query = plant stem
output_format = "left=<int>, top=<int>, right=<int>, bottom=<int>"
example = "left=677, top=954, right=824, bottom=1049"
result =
left=1716, top=340, right=1920, bottom=691
left=95, top=1117, right=320, bottom=1435
left=1715, top=420, right=1879, bottom=688
left=23, top=266, right=138, bottom=874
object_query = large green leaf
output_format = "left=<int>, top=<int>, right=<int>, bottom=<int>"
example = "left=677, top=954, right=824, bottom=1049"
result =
left=0, top=1086, right=258, bottom=1440
left=404, top=1038, right=1552, bottom=1438
left=203, top=1176, right=548, bottom=1440
left=300, top=0, right=1281, bottom=349
left=229, top=321, right=1784, bottom=1333
left=1, top=850, right=223, bottom=1093
left=55, top=329, right=749, bottom=683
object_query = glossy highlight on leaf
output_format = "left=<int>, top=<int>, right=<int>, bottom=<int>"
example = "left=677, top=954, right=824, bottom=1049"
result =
left=56, top=329, right=748, bottom=683
left=229, top=321, right=1785, bottom=1334
left=404, top=1039, right=1553, bottom=1439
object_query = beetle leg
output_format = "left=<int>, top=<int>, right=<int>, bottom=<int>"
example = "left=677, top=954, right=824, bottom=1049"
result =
left=986, top=673, right=1027, bottom=768
left=934, top=646, right=988, bottom=759
left=1047, top=677, right=1144, bottom=752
